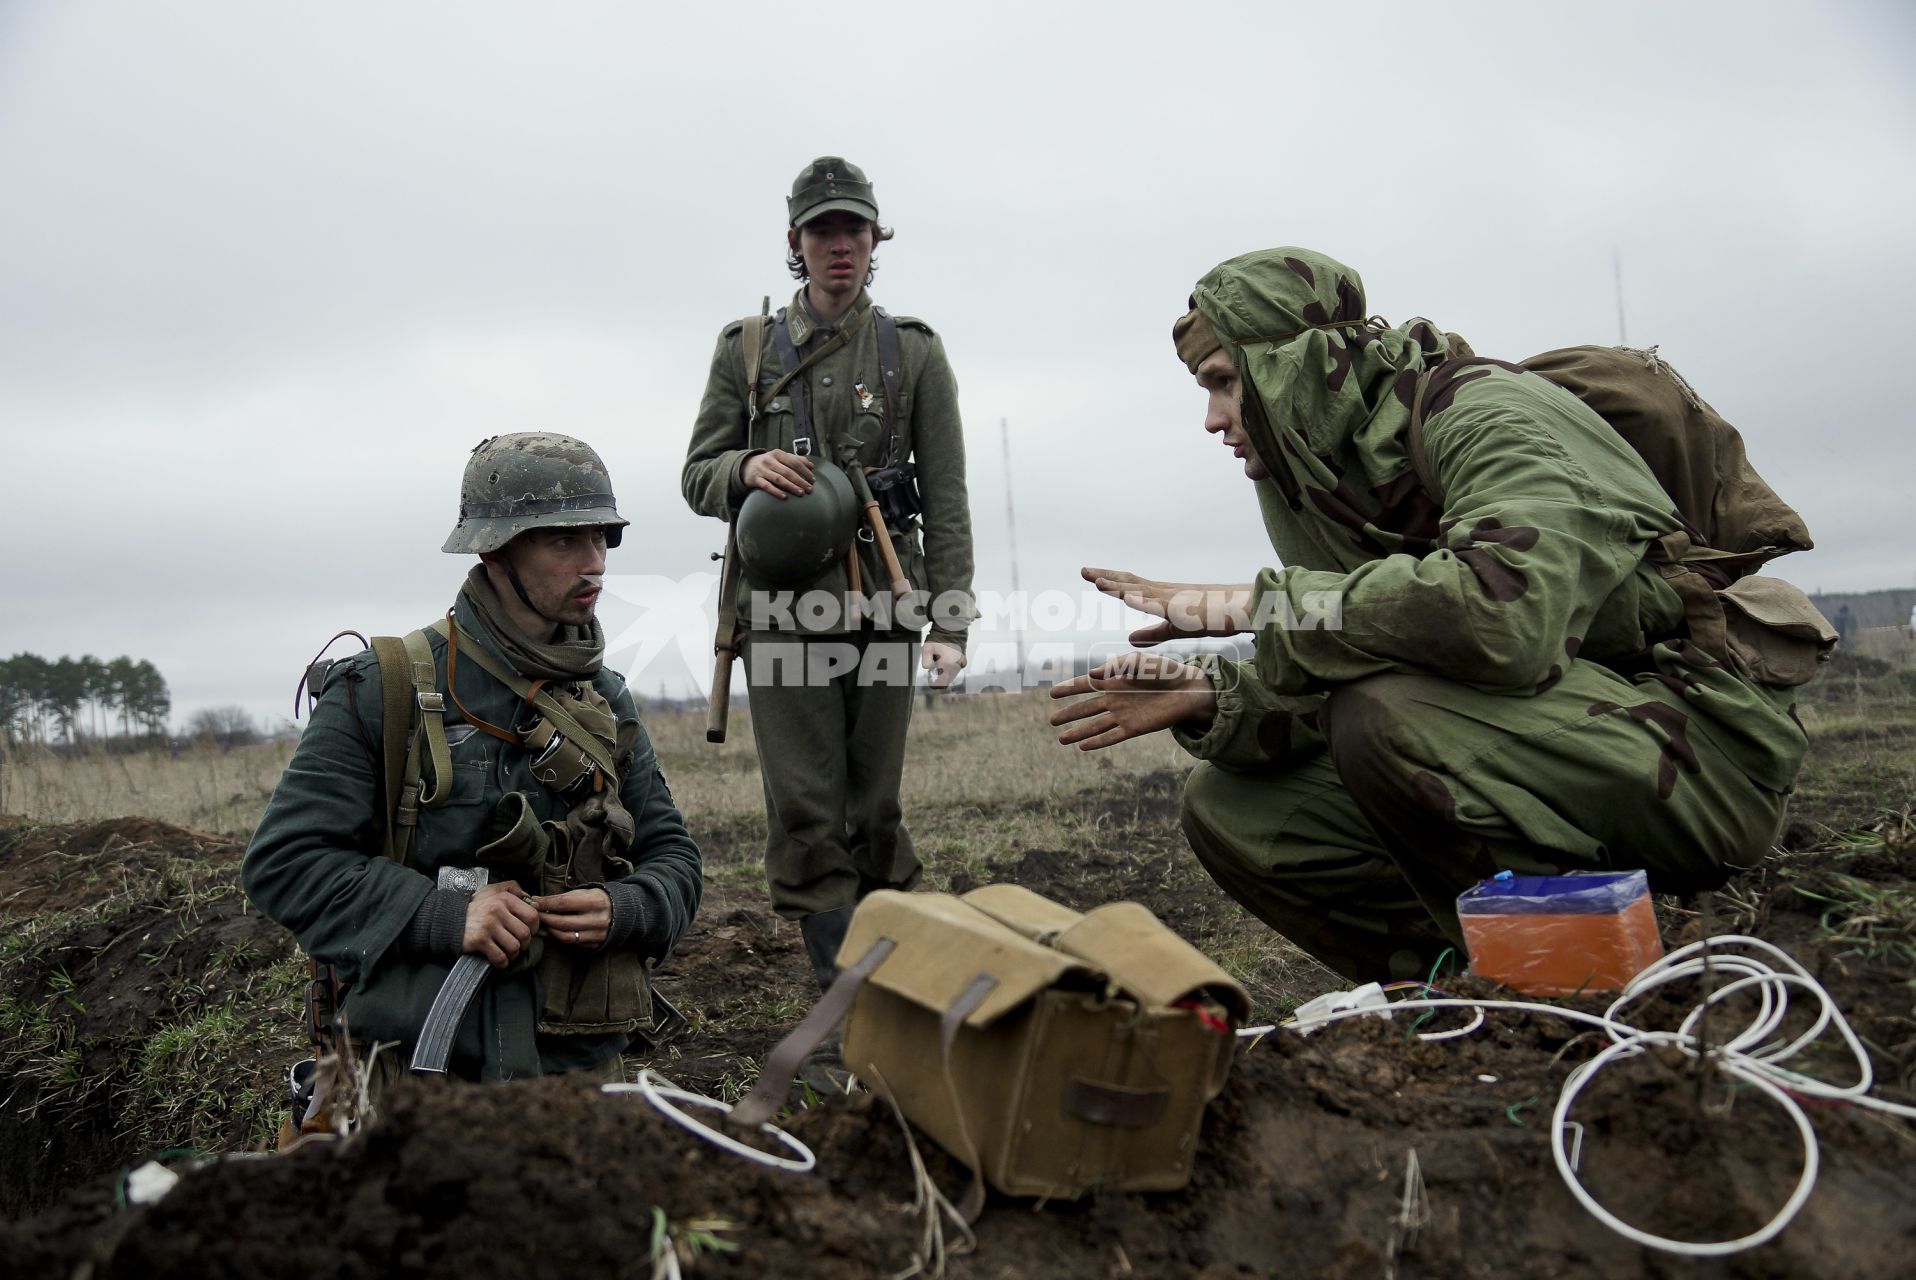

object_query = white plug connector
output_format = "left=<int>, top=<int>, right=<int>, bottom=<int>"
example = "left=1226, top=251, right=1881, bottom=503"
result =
left=1289, top=981, right=1393, bottom=1036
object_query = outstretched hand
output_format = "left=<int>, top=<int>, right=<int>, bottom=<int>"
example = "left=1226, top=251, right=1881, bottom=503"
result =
left=1047, top=652, right=1217, bottom=751
left=1082, top=567, right=1255, bottom=646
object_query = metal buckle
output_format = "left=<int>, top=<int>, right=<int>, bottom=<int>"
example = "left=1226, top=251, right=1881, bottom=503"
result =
left=793, top=436, right=813, bottom=457
left=415, top=691, right=446, bottom=713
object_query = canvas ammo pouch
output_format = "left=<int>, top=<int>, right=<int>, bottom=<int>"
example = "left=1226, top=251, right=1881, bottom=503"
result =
left=533, top=818, right=652, bottom=1037
left=820, top=884, right=1246, bottom=1208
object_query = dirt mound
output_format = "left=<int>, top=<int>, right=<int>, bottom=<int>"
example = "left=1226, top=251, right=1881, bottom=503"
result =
left=0, top=817, right=238, bottom=918
left=7, top=993, right=1912, bottom=1280
left=5, top=792, right=1916, bottom=1275
left=0, top=818, right=296, bottom=1216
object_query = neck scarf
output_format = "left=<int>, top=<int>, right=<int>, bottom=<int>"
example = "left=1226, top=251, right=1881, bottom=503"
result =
left=459, top=565, right=605, bottom=682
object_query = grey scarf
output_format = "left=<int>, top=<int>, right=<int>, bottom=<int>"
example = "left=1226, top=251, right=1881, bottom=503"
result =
left=459, top=565, right=605, bottom=681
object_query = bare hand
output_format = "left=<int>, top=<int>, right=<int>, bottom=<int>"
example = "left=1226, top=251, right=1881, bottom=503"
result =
left=1083, top=567, right=1254, bottom=646
left=741, top=449, right=815, bottom=499
left=463, top=880, right=540, bottom=968
left=921, top=641, right=968, bottom=690
left=535, top=887, right=614, bottom=950
left=1048, top=653, right=1218, bottom=751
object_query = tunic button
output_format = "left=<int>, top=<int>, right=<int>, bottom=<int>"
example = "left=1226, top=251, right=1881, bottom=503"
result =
left=821, top=375, right=834, bottom=387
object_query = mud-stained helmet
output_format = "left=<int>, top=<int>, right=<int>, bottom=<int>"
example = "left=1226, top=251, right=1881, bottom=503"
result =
left=442, top=433, right=629, bottom=554
left=735, top=457, right=859, bottom=586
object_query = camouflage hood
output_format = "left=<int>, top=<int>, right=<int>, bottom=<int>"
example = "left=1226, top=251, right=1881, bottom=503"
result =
left=1183, top=248, right=1470, bottom=569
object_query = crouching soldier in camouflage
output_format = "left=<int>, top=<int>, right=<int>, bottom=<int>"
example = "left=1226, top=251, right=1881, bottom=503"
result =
left=1050, top=248, right=1819, bottom=980
left=245, top=434, right=702, bottom=1107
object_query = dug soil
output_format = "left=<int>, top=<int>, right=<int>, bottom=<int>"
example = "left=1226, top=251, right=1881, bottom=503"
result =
left=3, top=787, right=1914, bottom=1278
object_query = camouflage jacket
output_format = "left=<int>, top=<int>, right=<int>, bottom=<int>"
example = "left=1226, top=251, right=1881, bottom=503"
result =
left=242, top=592, right=703, bottom=1079
left=1175, top=249, right=1690, bottom=770
left=681, top=287, right=976, bottom=651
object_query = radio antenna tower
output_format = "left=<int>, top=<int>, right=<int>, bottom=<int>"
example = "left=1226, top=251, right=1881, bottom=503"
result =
left=1613, top=246, right=1628, bottom=346
left=1000, top=417, right=1025, bottom=686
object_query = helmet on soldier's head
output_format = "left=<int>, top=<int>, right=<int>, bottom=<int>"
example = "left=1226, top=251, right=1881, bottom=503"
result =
left=788, top=156, right=880, bottom=228
left=441, top=433, right=629, bottom=554
left=735, top=457, right=859, bottom=587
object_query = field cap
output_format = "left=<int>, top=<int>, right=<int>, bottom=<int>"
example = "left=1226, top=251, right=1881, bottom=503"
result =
left=788, top=156, right=879, bottom=227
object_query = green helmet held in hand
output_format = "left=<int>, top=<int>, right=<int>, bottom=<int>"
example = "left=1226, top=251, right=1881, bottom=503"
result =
left=735, top=456, right=859, bottom=587
left=442, top=433, right=629, bottom=554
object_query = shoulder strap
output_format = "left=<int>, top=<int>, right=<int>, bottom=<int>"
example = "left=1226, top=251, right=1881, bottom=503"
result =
left=769, top=309, right=816, bottom=450
left=369, top=637, right=410, bottom=861
left=1405, top=367, right=1441, bottom=505
left=741, top=312, right=766, bottom=427
left=873, top=306, right=903, bottom=465
left=368, top=630, right=451, bottom=865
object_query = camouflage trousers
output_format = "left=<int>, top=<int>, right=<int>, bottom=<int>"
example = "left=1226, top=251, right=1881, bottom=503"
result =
left=1181, top=641, right=1808, bottom=980
left=743, top=629, right=922, bottom=919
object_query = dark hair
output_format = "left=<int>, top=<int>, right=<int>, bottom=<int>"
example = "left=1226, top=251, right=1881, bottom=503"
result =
left=786, top=220, right=895, bottom=283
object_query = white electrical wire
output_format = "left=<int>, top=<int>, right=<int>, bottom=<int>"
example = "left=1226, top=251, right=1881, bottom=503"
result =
left=1242, top=935, right=1916, bottom=1257
left=603, top=1070, right=817, bottom=1174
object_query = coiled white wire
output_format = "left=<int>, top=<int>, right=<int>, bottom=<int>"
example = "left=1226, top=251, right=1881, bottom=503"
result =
left=1240, top=935, right=1916, bottom=1257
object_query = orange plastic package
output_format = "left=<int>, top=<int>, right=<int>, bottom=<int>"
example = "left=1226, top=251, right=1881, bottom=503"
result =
left=1456, top=870, right=1664, bottom=997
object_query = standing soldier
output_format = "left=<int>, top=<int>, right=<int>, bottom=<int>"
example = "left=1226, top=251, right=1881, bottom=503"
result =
left=683, top=157, right=974, bottom=989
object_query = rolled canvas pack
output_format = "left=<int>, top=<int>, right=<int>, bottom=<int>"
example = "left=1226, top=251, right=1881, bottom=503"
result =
left=837, top=884, right=1249, bottom=1204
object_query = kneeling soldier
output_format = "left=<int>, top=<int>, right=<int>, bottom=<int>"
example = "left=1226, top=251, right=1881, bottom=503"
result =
left=245, top=434, right=702, bottom=1105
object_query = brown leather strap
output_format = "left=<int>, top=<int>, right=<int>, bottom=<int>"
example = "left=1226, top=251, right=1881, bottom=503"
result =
left=1062, top=1077, right=1170, bottom=1130
left=442, top=619, right=521, bottom=747
left=731, top=936, right=897, bottom=1128
left=940, top=973, right=1000, bottom=1224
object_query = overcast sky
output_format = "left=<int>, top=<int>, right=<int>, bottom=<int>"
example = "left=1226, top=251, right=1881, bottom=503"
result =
left=2, top=1, right=1912, bottom=732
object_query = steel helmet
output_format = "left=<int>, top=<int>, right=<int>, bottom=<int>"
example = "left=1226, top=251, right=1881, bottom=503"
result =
left=735, top=457, right=859, bottom=587
left=442, top=433, right=629, bottom=554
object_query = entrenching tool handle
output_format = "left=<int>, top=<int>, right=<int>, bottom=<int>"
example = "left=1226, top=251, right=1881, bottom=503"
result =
left=707, top=522, right=744, bottom=744
left=706, top=643, right=736, bottom=744
left=847, top=465, right=911, bottom=597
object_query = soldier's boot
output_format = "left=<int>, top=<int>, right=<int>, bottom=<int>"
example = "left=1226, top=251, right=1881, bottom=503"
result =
left=798, top=905, right=855, bottom=992
left=796, top=906, right=857, bottom=1097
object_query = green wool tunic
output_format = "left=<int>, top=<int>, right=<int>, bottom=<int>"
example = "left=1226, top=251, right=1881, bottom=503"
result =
left=681, top=287, right=975, bottom=650
left=1172, top=249, right=1808, bottom=979
left=243, top=593, right=703, bottom=1079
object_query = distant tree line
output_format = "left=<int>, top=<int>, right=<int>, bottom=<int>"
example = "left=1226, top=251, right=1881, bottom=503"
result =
left=1, top=652, right=172, bottom=746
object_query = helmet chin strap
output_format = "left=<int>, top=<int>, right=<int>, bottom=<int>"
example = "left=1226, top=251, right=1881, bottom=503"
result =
left=487, top=553, right=566, bottom=629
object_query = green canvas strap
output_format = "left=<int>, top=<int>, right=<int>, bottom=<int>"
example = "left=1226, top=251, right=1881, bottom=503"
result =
left=742, top=310, right=766, bottom=430
left=400, top=628, right=454, bottom=809
left=368, top=629, right=454, bottom=865
left=428, top=617, right=618, bottom=780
